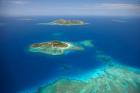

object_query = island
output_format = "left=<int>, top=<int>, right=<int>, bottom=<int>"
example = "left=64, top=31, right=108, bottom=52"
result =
left=29, top=40, right=83, bottom=55
left=29, top=40, right=94, bottom=55
left=31, top=41, right=69, bottom=48
left=50, top=19, right=86, bottom=25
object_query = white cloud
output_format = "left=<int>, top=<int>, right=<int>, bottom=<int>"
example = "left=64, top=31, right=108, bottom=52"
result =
left=1, top=3, right=140, bottom=16
left=39, top=3, right=140, bottom=10
left=93, top=3, right=140, bottom=10
left=13, top=1, right=28, bottom=5
left=85, top=3, right=140, bottom=16
left=0, top=0, right=29, bottom=5
left=40, top=3, right=140, bottom=16
left=11, top=0, right=29, bottom=5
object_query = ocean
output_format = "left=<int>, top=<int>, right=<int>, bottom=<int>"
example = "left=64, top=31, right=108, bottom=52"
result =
left=0, top=16, right=140, bottom=93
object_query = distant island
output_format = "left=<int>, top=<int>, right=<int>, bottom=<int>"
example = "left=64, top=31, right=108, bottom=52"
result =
left=29, top=40, right=83, bottom=55
left=37, top=19, right=87, bottom=26
left=50, top=19, right=86, bottom=25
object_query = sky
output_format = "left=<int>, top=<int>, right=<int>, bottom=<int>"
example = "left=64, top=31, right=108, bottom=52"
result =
left=0, top=0, right=140, bottom=16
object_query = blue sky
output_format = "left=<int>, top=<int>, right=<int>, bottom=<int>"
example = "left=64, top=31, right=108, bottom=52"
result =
left=0, top=0, right=140, bottom=16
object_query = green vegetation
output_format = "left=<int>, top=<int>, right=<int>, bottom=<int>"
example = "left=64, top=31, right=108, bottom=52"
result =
left=29, top=40, right=85, bottom=55
left=31, top=41, right=68, bottom=48
left=30, top=41, right=70, bottom=55
left=53, top=19, right=86, bottom=25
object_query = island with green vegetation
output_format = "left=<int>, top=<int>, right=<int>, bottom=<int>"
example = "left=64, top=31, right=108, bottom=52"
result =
left=50, top=19, right=86, bottom=25
left=31, top=40, right=69, bottom=48
left=36, top=63, right=140, bottom=93
left=29, top=40, right=84, bottom=55
left=29, top=40, right=94, bottom=55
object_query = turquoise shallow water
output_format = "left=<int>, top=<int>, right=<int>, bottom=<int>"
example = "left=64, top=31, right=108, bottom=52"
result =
left=0, top=16, right=140, bottom=93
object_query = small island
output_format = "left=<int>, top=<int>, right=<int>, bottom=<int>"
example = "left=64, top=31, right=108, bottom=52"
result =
left=51, top=19, right=86, bottom=25
left=29, top=40, right=83, bottom=55
left=31, top=41, right=69, bottom=48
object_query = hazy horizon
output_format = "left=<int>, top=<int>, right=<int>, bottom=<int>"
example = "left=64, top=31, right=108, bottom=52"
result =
left=0, top=0, right=140, bottom=16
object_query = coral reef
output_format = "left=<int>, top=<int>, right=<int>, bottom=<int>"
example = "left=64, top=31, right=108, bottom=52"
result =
left=37, top=64, right=140, bottom=93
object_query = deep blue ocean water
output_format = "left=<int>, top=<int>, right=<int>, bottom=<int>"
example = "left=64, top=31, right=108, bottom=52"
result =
left=0, top=16, right=140, bottom=93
